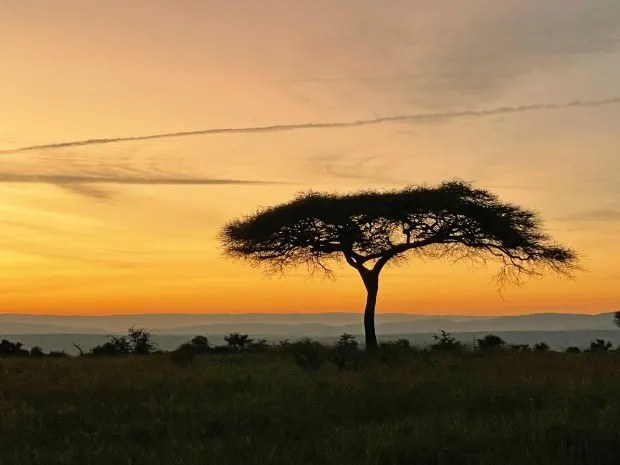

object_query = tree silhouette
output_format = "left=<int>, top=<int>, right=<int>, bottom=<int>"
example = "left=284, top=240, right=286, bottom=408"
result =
left=224, top=333, right=253, bottom=352
left=220, top=180, right=578, bottom=349
left=477, top=334, right=506, bottom=351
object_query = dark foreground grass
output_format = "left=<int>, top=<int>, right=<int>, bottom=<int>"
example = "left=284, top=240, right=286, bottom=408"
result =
left=1, top=352, right=620, bottom=465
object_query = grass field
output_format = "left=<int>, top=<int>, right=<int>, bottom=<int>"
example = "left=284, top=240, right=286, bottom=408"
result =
left=1, top=351, right=620, bottom=465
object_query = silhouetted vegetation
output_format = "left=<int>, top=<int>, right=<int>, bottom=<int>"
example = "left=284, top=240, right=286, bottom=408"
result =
left=430, top=330, right=464, bottom=352
left=477, top=334, right=506, bottom=351
left=224, top=332, right=254, bottom=352
left=510, top=344, right=531, bottom=352
left=589, top=338, right=613, bottom=352
left=87, top=326, right=157, bottom=356
left=220, top=180, right=579, bottom=349
left=0, top=339, right=28, bottom=356
left=3, top=333, right=620, bottom=465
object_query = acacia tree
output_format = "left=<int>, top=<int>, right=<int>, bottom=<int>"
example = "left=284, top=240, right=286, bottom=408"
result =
left=219, top=180, right=578, bottom=349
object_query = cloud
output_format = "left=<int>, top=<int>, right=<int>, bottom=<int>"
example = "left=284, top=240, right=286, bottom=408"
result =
left=562, top=209, right=620, bottom=222
left=416, top=0, right=620, bottom=100
left=0, top=174, right=281, bottom=199
left=2, top=97, right=618, bottom=154
left=0, top=173, right=278, bottom=185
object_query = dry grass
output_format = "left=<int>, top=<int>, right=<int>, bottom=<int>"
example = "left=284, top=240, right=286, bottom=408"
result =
left=1, top=351, right=619, bottom=464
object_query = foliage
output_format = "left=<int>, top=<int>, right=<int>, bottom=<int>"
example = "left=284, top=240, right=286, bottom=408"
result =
left=510, top=344, right=531, bottom=352
left=378, top=339, right=415, bottom=365
left=288, top=337, right=324, bottom=371
left=169, top=343, right=197, bottom=367
left=566, top=347, right=581, bottom=354
left=534, top=342, right=550, bottom=352
left=477, top=334, right=506, bottom=351
left=190, top=336, right=210, bottom=353
left=89, top=327, right=157, bottom=356
left=29, top=346, right=45, bottom=357
left=224, top=333, right=254, bottom=352
left=128, top=326, right=157, bottom=355
left=0, top=339, right=29, bottom=357
left=332, top=333, right=361, bottom=371
left=589, top=339, right=613, bottom=352
left=48, top=350, right=69, bottom=358
left=430, top=330, right=464, bottom=352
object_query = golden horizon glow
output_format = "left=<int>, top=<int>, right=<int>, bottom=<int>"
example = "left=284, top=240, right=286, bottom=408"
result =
left=1, top=1, right=619, bottom=315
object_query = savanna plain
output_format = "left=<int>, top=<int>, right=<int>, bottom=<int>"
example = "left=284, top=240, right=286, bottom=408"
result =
left=2, top=340, right=620, bottom=465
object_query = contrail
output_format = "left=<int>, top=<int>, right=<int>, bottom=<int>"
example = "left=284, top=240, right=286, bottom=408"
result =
left=2, top=97, right=619, bottom=154
left=0, top=174, right=279, bottom=185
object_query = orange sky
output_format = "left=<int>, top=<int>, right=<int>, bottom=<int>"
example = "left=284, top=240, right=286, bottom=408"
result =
left=1, top=0, right=619, bottom=315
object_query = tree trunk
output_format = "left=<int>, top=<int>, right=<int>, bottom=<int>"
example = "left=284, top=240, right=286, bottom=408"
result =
left=361, top=271, right=380, bottom=350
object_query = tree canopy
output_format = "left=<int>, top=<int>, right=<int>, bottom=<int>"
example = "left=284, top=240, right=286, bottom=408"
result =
left=221, top=180, right=577, bottom=282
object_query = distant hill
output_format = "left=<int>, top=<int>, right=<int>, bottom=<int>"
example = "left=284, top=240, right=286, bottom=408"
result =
left=0, top=312, right=616, bottom=335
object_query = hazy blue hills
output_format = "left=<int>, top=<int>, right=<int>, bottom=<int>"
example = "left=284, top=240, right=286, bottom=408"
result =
left=0, top=312, right=617, bottom=335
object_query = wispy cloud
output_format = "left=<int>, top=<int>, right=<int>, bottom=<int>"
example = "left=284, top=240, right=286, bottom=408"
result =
left=0, top=173, right=279, bottom=185
left=2, top=97, right=618, bottom=154
left=562, top=209, right=620, bottom=222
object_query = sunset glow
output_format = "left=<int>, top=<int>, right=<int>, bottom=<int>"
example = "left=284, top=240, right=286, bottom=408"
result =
left=1, top=0, right=619, bottom=315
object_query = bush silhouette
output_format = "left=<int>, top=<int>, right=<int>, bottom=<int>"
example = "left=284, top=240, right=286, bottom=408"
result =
left=128, top=326, right=157, bottom=355
left=378, top=339, right=414, bottom=365
left=431, top=330, right=463, bottom=352
left=170, top=343, right=197, bottom=367
left=589, top=339, right=613, bottom=352
left=533, top=342, right=550, bottom=352
left=190, top=336, right=211, bottom=353
left=224, top=333, right=253, bottom=352
left=30, top=346, right=45, bottom=357
left=566, top=346, right=581, bottom=354
left=510, top=344, right=531, bottom=352
left=289, top=338, right=324, bottom=371
left=247, top=338, right=270, bottom=353
left=48, top=350, right=69, bottom=357
left=332, top=333, right=360, bottom=371
left=0, top=339, right=29, bottom=357
left=477, top=334, right=506, bottom=351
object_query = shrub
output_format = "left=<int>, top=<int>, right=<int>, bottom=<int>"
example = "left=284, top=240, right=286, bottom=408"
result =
left=430, top=330, right=463, bottom=352
left=378, top=339, right=414, bottom=366
left=224, top=333, right=253, bottom=352
left=248, top=338, right=270, bottom=353
left=289, top=338, right=323, bottom=371
left=30, top=346, right=45, bottom=357
left=566, top=346, right=581, bottom=354
left=332, top=333, right=360, bottom=371
left=128, top=326, right=157, bottom=355
left=533, top=342, right=550, bottom=352
left=170, top=343, right=196, bottom=367
left=510, top=344, right=531, bottom=353
left=477, top=334, right=506, bottom=352
left=0, top=339, right=29, bottom=357
left=190, top=336, right=211, bottom=353
left=589, top=339, right=613, bottom=352
left=48, top=350, right=69, bottom=357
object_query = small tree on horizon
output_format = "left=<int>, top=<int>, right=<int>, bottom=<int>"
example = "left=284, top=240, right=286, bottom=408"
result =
left=219, top=180, right=578, bottom=350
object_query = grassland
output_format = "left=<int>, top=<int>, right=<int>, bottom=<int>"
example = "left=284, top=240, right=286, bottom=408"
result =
left=1, top=351, right=620, bottom=465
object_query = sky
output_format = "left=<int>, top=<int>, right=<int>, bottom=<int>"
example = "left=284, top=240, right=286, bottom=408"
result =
left=1, top=0, right=619, bottom=315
